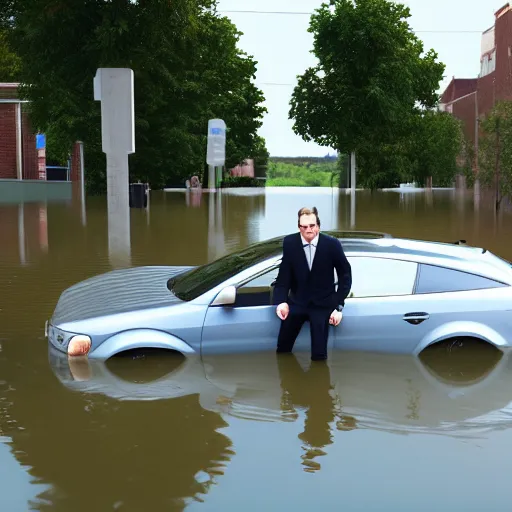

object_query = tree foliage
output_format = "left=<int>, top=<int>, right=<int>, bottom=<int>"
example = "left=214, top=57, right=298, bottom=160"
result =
left=2, top=0, right=267, bottom=192
left=356, top=110, right=465, bottom=189
left=289, top=0, right=445, bottom=158
left=0, top=29, right=20, bottom=81
left=478, top=101, right=512, bottom=211
left=406, top=110, right=464, bottom=186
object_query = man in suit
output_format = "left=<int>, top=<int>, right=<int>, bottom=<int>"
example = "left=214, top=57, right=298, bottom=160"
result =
left=273, top=207, right=352, bottom=361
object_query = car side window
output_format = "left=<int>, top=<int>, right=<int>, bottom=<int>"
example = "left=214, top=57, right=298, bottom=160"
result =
left=346, top=257, right=418, bottom=298
left=234, top=266, right=280, bottom=307
left=415, top=264, right=508, bottom=294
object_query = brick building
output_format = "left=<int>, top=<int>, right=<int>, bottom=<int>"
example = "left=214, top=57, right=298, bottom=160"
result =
left=0, top=83, right=38, bottom=179
left=0, top=82, right=82, bottom=183
left=439, top=3, right=512, bottom=171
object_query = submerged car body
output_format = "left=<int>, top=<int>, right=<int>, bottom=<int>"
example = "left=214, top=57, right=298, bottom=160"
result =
left=45, top=231, right=512, bottom=359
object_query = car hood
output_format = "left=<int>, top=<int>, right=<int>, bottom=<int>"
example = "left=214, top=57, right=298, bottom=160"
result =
left=51, top=265, right=194, bottom=325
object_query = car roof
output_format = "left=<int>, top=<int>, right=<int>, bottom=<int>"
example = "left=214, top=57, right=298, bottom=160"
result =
left=241, top=229, right=506, bottom=268
left=326, top=230, right=512, bottom=282
left=330, top=231, right=488, bottom=260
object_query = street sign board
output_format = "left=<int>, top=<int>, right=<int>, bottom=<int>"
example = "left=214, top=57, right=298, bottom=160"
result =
left=206, top=119, right=226, bottom=167
left=36, top=133, right=46, bottom=150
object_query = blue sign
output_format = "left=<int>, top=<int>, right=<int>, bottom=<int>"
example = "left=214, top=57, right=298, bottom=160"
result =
left=210, top=127, right=224, bottom=135
left=36, top=134, right=46, bottom=150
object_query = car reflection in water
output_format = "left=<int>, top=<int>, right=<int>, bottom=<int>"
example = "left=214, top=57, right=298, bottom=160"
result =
left=49, top=339, right=512, bottom=474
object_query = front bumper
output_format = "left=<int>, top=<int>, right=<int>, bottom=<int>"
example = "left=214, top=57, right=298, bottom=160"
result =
left=45, top=321, right=91, bottom=356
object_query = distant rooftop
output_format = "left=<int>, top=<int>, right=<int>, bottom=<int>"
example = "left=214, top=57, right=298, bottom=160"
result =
left=440, top=78, right=478, bottom=105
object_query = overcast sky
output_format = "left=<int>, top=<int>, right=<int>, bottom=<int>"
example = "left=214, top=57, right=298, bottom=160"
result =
left=216, top=0, right=502, bottom=157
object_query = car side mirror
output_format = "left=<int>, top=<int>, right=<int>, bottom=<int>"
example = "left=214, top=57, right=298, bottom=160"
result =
left=211, top=285, right=236, bottom=306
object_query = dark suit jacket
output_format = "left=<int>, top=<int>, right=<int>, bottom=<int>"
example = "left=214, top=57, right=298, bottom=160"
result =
left=273, top=232, right=352, bottom=310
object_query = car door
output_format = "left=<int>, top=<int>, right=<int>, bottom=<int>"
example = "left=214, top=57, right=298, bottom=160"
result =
left=200, top=264, right=334, bottom=356
left=407, top=262, right=512, bottom=353
left=332, top=256, right=431, bottom=353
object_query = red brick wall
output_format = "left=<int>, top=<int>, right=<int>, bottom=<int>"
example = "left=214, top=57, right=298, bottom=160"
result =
left=21, top=112, right=37, bottom=179
left=0, top=103, right=17, bottom=179
left=0, top=84, right=40, bottom=180
left=494, top=10, right=512, bottom=102
left=441, top=79, right=478, bottom=104
left=477, top=73, right=496, bottom=118
left=70, top=142, right=82, bottom=182
left=452, top=93, right=477, bottom=145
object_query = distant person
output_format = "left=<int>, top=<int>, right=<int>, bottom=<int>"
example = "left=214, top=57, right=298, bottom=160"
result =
left=273, top=207, right=352, bottom=361
left=190, top=176, right=201, bottom=189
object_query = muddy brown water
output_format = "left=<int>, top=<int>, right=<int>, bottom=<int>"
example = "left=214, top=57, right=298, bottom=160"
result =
left=1, top=186, right=512, bottom=511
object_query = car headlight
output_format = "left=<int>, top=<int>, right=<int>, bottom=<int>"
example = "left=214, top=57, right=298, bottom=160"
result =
left=68, top=335, right=92, bottom=357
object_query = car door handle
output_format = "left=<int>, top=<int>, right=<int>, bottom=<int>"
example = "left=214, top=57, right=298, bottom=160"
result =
left=403, top=312, right=430, bottom=325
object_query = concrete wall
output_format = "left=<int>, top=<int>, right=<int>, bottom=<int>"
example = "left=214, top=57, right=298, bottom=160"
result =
left=481, top=27, right=495, bottom=56
left=0, top=179, right=72, bottom=205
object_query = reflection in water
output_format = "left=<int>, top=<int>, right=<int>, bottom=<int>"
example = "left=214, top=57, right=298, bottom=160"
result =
left=277, top=356, right=337, bottom=472
left=0, top=202, right=49, bottom=267
left=107, top=182, right=131, bottom=269
left=7, top=342, right=512, bottom=509
left=38, top=203, right=48, bottom=253
left=418, top=338, right=503, bottom=387
left=349, top=189, right=355, bottom=228
left=17, top=203, right=26, bottom=266
left=208, top=191, right=224, bottom=262
left=2, top=357, right=234, bottom=511
left=185, top=188, right=202, bottom=208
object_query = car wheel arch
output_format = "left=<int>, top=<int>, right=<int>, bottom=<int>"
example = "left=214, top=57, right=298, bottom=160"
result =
left=89, top=329, right=196, bottom=359
left=413, top=321, right=508, bottom=355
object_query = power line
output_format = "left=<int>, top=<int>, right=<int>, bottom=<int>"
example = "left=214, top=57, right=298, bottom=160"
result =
left=257, top=82, right=296, bottom=86
left=220, top=10, right=312, bottom=15
left=218, top=10, right=484, bottom=33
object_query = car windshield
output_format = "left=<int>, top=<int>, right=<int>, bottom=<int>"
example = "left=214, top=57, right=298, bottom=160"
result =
left=170, top=230, right=389, bottom=301
left=170, top=236, right=285, bottom=301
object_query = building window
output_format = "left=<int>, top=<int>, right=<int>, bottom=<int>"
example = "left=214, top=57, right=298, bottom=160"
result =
left=480, top=49, right=496, bottom=77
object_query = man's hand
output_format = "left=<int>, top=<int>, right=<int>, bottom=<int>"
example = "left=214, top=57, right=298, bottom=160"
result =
left=329, top=309, right=343, bottom=326
left=276, top=303, right=289, bottom=320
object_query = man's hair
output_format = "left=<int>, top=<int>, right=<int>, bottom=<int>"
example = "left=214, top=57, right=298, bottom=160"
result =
left=298, top=206, right=320, bottom=227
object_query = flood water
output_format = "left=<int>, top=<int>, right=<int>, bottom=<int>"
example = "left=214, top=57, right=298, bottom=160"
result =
left=1, top=186, right=512, bottom=511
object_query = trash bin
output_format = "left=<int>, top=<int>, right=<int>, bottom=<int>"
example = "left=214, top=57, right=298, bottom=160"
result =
left=129, top=183, right=147, bottom=208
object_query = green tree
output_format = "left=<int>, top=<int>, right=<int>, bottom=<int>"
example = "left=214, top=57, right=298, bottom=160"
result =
left=3, top=0, right=267, bottom=192
left=252, top=135, right=270, bottom=177
left=356, top=110, right=465, bottom=189
left=0, top=29, right=20, bottom=81
left=478, top=101, right=512, bottom=212
left=289, top=0, right=445, bottom=168
left=356, top=141, right=409, bottom=189
left=406, top=110, right=464, bottom=187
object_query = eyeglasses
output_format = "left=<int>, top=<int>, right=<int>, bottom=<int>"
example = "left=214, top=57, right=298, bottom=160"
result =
left=299, top=224, right=317, bottom=229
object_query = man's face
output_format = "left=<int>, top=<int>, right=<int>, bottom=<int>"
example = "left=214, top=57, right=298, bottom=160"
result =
left=299, top=213, right=319, bottom=243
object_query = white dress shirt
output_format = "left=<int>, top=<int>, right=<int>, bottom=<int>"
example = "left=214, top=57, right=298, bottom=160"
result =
left=301, top=234, right=319, bottom=270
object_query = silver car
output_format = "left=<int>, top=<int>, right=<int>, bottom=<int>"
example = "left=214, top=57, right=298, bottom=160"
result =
left=45, top=231, right=512, bottom=360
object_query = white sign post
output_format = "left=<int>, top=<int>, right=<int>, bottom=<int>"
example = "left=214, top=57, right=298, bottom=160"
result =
left=206, top=119, right=226, bottom=190
left=94, top=68, right=135, bottom=267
